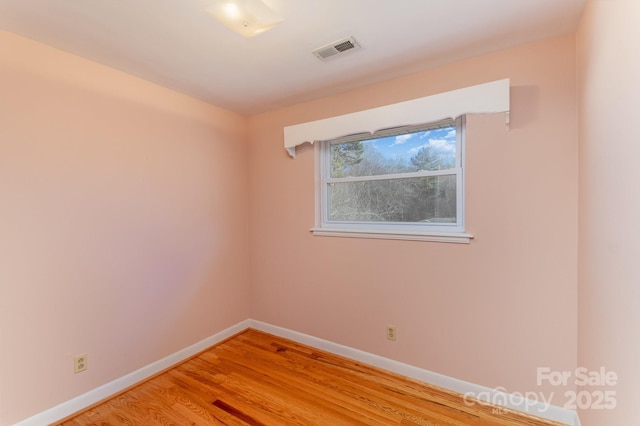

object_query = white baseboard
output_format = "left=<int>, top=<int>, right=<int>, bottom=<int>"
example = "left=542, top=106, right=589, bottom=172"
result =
left=16, top=319, right=580, bottom=426
left=14, top=320, right=251, bottom=426
left=249, top=320, right=581, bottom=426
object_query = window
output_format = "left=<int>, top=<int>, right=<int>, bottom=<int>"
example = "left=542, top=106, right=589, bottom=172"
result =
left=288, top=79, right=509, bottom=242
left=313, top=117, right=472, bottom=243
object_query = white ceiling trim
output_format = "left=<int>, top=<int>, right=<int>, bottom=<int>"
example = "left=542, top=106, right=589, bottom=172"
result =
left=283, top=78, right=511, bottom=157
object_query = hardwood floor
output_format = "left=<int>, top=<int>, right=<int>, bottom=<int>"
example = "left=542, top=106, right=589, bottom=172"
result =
left=57, top=329, right=567, bottom=425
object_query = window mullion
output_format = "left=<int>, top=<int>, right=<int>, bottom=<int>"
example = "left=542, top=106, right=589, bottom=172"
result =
left=326, top=169, right=460, bottom=184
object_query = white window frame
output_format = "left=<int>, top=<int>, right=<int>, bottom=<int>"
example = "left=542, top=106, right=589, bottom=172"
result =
left=311, top=117, right=473, bottom=243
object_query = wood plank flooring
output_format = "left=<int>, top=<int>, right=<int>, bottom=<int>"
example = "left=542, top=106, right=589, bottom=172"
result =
left=57, top=329, right=567, bottom=426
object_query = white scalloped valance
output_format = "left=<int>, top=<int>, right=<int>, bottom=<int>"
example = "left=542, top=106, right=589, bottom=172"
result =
left=284, top=78, right=510, bottom=157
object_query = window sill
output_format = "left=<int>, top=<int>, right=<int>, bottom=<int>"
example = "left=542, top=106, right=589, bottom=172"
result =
left=310, top=228, right=473, bottom=244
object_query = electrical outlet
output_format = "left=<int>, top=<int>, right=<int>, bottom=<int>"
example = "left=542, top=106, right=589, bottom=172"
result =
left=74, top=354, right=88, bottom=374
left=386, top=325, right=397, bottom=341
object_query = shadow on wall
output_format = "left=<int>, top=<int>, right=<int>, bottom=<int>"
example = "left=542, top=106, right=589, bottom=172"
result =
left=510, top=85, right=540, bottom=130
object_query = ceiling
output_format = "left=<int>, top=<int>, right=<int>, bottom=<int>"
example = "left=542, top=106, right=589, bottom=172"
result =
left=0, top=0, right=587, bottom=115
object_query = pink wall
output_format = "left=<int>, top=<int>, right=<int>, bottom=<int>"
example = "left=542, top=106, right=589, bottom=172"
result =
left=577, top=2, right=640, bottom=425
left=0, top=24, right=591, bottom=425
left=0, top=31, right=249, bottom=425
left=248, top=35, right=578, bottom=403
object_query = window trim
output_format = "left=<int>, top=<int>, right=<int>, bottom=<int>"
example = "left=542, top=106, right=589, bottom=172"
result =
left=309, top=227, right=474, bottom=243
left=312, top=117, right=473, bottom=243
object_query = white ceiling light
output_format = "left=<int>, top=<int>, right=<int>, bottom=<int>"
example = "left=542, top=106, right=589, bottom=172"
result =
left=205, top=0, right=283, bottom=38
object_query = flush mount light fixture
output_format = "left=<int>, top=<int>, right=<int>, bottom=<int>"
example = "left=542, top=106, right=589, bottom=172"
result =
left=206, top=0, right=283, bottom=38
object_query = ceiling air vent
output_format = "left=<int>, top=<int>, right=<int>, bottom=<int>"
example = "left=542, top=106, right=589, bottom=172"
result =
left=312, top=36, right=361, bottom=61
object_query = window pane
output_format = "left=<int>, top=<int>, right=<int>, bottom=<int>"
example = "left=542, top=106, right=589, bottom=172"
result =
left=328, top=175, right=456, bottom=223
left=330, top=125, right=456, bottom=178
